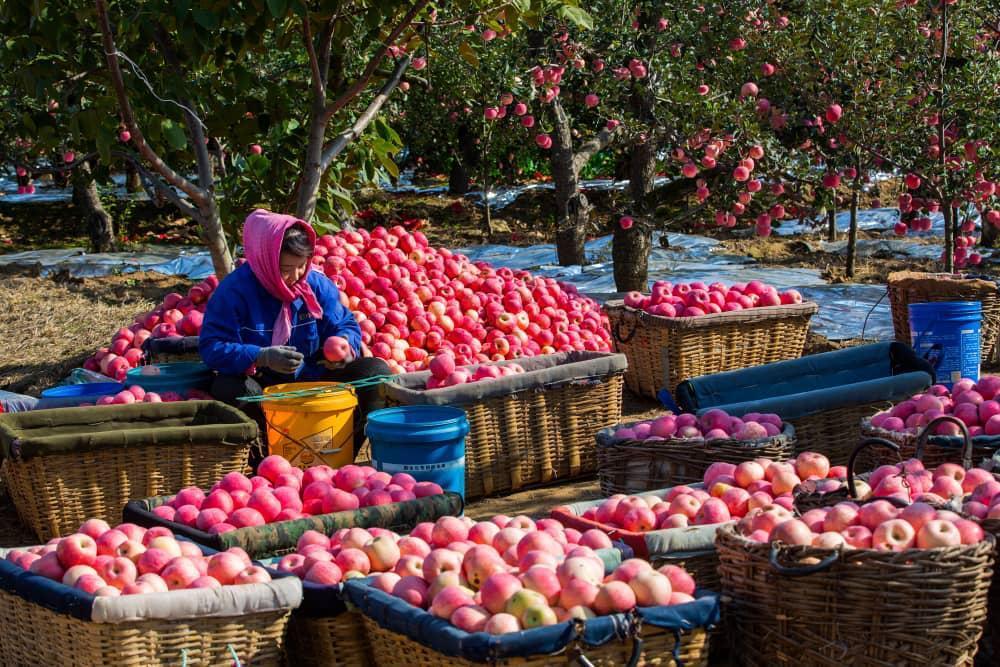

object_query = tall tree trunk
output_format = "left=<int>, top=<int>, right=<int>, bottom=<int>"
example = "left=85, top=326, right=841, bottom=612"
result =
left=73, top=162, right=116, bottom=253
left=943, top=204, right=954, bottom=272
left=846, top=187, right=859, bottom=278
left=295, top=110, right=328, bottom=221
left=448, top=123, right=476, bottom=195
left=124, top=162, right=142, bottom=193
left=827, top=206, right=837, bottom=241
left=613, top=139, right=656, bottom=292
left=551, top=101, right=587, bottom=266
left=983, top=214, right=999, bottom=248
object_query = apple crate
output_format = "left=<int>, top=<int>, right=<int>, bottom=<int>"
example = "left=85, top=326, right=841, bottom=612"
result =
left=123, top=491, right=464, bottom=560
left=715, top=522, right=995, bottom=666
left=0, top=544, right=301, bottom=666
left=550, top=486, right=726, bottom=592
left=342, top=574, right=719, bottom=666
left=383, top=351, right=626, bottom=499
left=0, top=401, right=256, bottom=541
left=596, top=419, right=796, bottom=496
left=604, top=300, right=817, bottom=399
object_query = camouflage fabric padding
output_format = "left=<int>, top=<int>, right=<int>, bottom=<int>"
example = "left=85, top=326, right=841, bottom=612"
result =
left=124, top=492, right=464, bottom=559
left=0, top=401, right=257, bottom=460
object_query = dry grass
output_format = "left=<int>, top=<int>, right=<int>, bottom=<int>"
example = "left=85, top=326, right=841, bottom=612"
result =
left=0, top=272, right=191, bottom=395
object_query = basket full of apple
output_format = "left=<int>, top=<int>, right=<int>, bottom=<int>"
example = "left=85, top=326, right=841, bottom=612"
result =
left=604, top=280, right=818, bottom=399
left=122, top=455, right=463, bottom=560
left=330, top=514, right=719, bottom=666
left=384, top=350, right=627, bottom=499
left=596, top=409, right=796, bottom=495
left=0, top=520, right=302, bottom=666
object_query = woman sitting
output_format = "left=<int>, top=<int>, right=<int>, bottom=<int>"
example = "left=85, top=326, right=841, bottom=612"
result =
left=199, top=209, right=389, bottom=456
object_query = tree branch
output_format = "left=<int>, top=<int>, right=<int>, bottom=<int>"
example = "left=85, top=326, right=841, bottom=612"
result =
left=319, top=55, right=411, bottom=171
left=303, top=16, right=325, bottom=100
left=317, top=17, right=336, bottom=87
left=573, top=124, right=620, bottom=174
left=321, top=0, right=429, bottom=123
left=93, top=0, right=206, bottom=206
left=113, top=150, right=198, bottom=218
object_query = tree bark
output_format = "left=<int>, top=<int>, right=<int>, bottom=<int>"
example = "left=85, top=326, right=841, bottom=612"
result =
left=943, top=204, right=954, bottom=272
left=983, top=214, right=999, bottom=248
left=846, top=187, right=859, bottom=278
left=448, top=123, right=477, bottom=195
left=827, top=206, right=837, bottom=241
left=124, top=162, right=142, bottom=193
left=613, top=139, right=656, bottom=292
left=551, top=100, right=588, bottom=266
left=73, top=162, right=116, bottom=253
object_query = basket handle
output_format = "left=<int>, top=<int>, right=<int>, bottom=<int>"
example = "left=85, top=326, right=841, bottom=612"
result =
left=611, top=311, right=638, bottom=344
left=767, top=542, right=840, bottom=576
left=846, top=437, right=901, bottom=499
left=914, top=415, right=972, bottom=469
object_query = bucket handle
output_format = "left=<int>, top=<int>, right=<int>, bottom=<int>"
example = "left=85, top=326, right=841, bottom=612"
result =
left=914, top=415, right=973, bottom=469
left=846, top=437, right=901, bottom=499
left=767, top=542, right=840, bottom=577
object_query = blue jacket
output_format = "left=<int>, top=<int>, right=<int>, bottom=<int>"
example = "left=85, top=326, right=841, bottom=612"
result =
left=199, top=263, right=361, bottom=379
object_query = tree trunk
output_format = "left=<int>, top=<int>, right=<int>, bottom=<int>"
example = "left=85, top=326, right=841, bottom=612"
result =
left=448, top=161, right=471, bottom=195
left=125, top=162, right=142, bottom=193
left=73, top=162, right=116, bottom=253
left=983, top=215, right=999, bottom=248
left=551, top=102, right=587, bottom=266
left=846, top=188, right=859, bottom=278
left=196, top=199, right=233, bottom=278
left=449, top=123, right=476, bottom=195
left=295, top=110, right=327, bottom=221
left=827, top=206, right=837, bottom=241
left=613, top=139, right=656, bottom=292
left=943, top=204, right=954, bottom=272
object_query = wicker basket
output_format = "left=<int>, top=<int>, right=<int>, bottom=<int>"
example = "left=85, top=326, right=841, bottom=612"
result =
left=860, top=413, right=1000, bottom=470
left=344, top=578, right=718, bottom=666
left=286, top=612, right=371, bottom=667
left=596, top=421, right=796, bottom=495
left=383, top=352, right=625, bottom=499
left=785, top=399, right=892, bottom=465
left=604, top=301, right=817, bottom=399
left=981, top=516, right=1000, bottom=665
left=888, top=270, right=1000, bottom=363
left=124, top=491, right=464, bottom=559
left=0, top=401, right=256, bottom=541
left=716, top=523, right=996, bottom=666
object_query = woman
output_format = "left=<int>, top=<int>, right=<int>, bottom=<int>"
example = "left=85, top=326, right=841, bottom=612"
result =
left=200, top=209, right=390, bottom=456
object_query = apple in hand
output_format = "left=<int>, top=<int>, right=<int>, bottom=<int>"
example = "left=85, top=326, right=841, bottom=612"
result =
left=323, top=336, right=353, bottom=363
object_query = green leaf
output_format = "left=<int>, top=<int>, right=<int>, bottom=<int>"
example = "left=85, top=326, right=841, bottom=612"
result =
left=192, top=9, right=219, bottom=30
left=458, top=42, right=479, bottom=68
left=266, top=0, right=288, bottom=18
left=161, top=119, right=188, bottom=150
left=557, top=6, right=593, bottom=30
left=376, top=151, right=399, bottom=178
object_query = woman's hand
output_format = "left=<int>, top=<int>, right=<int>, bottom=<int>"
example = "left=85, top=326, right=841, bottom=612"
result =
left=256, top=346, right=304, bottom=374
left=319, top=347, right=355, bottom=371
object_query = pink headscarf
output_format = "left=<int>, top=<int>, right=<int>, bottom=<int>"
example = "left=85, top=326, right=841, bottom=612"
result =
left=243, top=209, right=323, bottom=346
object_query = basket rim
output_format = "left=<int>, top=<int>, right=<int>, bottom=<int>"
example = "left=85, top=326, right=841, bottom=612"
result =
left=596, top=418, right=795, bottom=450
left=860, top=419, right=1000, bottom=449
left=603, top=299, right=819, bottom=331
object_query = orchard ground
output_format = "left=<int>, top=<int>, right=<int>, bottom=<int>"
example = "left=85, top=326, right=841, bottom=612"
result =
left=0, top=184, right=992, bottom=539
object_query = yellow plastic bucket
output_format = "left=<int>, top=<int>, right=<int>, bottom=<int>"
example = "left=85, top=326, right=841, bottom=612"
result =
left=261, top=382, right=358, bottom=469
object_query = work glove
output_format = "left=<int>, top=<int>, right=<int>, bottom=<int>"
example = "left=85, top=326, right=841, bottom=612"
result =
left=256, top=346, right=304, bottom=374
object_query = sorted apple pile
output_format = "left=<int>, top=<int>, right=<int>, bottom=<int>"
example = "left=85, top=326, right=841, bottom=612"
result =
left=424, top=352, right=525, bottom=389
left=577, top=453, right=838, bottom=531
left=280, top=515, right=699, bottom=633
left=87, top=226, right=611, bottom=379
left=737, top=500, right=986, bottom=550
left=4, top=520, right=271, bottom=596
left=623, top=279, right=803, bottom=318
left=611, top=408, right=783, bottom=442
left=83, top=278, right=217, bottom=381
left=869, top=376, right=1000, bottom=436
left=80, top=385, right=211, bottom=407
left=153, top=456, right=443, bottom=534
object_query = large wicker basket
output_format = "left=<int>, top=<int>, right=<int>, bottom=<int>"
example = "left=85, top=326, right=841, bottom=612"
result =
left=0, top=545, right=301, bottom=666
left=860, top=413, right=1000, bottom=470
left=343, top=577, right=718, bottom=666
left=605, top=301, right=817, bottom=399
left=383, top=352, right=625, bottom=499
left=596, top=421, right=796, bottom=495
left=981, top=515, right=1000, bottom=665
left=716, top=523, right=995, bottom=666
left=888, top=270, right=1000, bottom=363
left=0, top=401, right=256, bottom=541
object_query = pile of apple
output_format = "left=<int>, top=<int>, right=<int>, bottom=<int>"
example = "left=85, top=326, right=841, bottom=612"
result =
left=610, top=408, right=783, bottom=442
left=152, top=456, right=444, bottom=534
left=737, top=499, right=987, bottom=550
left=80, top=385, right=211, bottom=407
left=622, top=279, right=804, bottom=318
left=87, top=225, right=611, bottom=378
left=4, top=519, right=271, bottom=597
left=277, top=514, right=699, bottom=634
left=869, top=376, right=1000, bottom=436
left=424, top=352, right=525, bottom=389
left=83, top=278, right=216, bottom=381
left=577, top=452, right=837, bottom=531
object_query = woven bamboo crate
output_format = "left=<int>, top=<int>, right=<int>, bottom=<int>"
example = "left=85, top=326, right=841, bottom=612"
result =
left=605, top=301, right=817, bottom=399
left=384, top=352, right=625, bottom=499
left=888, top=271, right=1000, bottom=363
left=285, top=611, right=371, bottom=667
left=716, top=523, right=995, bottom=666
left=0, top=402, right=255, bottom=541
left=786, top=399, right=891, bottom=465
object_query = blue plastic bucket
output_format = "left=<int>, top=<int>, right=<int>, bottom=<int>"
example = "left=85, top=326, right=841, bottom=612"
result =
left=365, top=406, right=470, bottom=499
left=125, top=361, right=213, bottom=397
left=909, top=301, right=981, bottom=387
left=37, top=382, right=124, bottom=409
